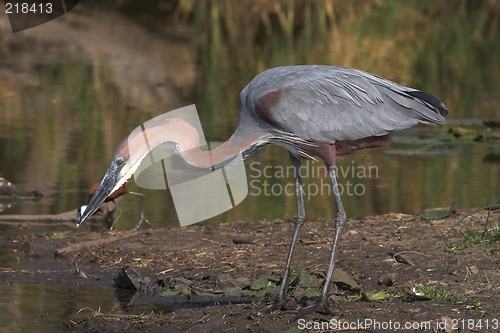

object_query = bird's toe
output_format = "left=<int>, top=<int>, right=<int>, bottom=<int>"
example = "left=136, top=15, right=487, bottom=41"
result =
left=257, top=297, right=295, bottom=316
left=288, top=299, right=336, bottom=323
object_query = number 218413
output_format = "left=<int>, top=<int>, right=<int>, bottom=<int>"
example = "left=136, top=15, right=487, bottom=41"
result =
left=5, top=2, right=53, bottom=14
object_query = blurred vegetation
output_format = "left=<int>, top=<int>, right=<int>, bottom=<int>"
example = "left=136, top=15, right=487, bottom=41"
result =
left=165, top=0, right=500, bottom=134
left=0, top=0, right=499, bottom=224
left=169, top=0, right=500, bottom=221
left=108, top=0, right=500, bottom=129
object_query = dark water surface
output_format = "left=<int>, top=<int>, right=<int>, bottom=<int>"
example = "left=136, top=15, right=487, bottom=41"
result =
left=0, top=279, right=178, bottom=332
left=0, top=1, right=499, bottom=329
left=0, top=1, right=498, bottom=230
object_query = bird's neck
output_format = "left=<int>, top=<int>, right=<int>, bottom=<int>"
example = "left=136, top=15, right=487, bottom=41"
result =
left=178, top=136, right=257, bottom=170
left=139, top=118, right=265, bottom=170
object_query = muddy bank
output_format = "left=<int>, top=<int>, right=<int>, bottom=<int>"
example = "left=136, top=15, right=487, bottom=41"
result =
left=2, top=208, right=500, bottom=332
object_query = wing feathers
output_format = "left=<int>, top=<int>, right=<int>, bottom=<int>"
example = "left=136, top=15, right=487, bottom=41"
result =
left=242, top=65, right=448, bottom=143
left=407, top=90, right=449, bottom=116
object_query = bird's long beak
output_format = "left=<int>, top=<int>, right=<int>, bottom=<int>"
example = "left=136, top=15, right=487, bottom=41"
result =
left=77, top=168, right=120, bottom=226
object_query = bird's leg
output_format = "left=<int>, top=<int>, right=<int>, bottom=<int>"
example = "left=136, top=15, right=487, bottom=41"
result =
left=109, top=201, right=122, bottom=230
left=128, top=191, right=150, bottom=231
left=290, top=165, right=346, bottom=322
left=258, top=155, right=305, bottom=315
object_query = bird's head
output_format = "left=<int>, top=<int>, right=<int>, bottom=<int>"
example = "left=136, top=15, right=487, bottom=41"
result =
left=77, top=136, right=135, bottom=226
left=76, top=117, right=201, bottom=226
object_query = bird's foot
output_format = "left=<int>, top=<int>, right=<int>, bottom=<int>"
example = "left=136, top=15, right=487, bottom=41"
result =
left=257, top=296, right=295, bottom=316
left=288, top=298, right=335, bottom=323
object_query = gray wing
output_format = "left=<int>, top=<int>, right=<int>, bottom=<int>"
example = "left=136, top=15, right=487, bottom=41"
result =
left=240, top=65, right=448, bottom=143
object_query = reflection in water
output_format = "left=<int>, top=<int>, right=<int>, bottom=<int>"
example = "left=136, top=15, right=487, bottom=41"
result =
left=0, top=281, right=113, bottom=332
left=0, top=1, right=498, bottom=229
left=0, top=1, right=498, bottom=331
left=0, top=280, right=175, bottom=332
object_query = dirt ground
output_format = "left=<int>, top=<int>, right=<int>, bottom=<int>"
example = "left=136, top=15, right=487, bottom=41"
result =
left=2, top=207, right=500, bottom=333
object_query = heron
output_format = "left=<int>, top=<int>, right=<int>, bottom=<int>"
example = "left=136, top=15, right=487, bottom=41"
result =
left=77, top=65, right=447, bottom=318
left=77, top=180, right=149, bottom=230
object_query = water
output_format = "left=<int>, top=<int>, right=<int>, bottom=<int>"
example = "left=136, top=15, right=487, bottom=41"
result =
left=0, top=2, right=499, bottom=229
left=0, top=1, right=499, bottom=329
left=0, top=279, right=176, bottom=333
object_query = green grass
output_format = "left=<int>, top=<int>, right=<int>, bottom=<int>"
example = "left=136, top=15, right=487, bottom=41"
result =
left=386, top=286, right=485, bottom=310
left=416, top=286, right=465, bottom=304
left=415, top=286, right=484, bottom=309
left=466, top=298, right=485, bottom=310
left=387, top=290, right=407, bottom=299
left=444, top=224, right=500, bottom=254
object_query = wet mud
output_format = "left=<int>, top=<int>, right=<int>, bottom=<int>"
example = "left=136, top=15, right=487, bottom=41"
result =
left=2, top=208, right=500, bottom=332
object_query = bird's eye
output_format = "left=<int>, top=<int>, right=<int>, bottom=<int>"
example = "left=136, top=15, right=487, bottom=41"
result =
left=116, top=157, right=124, bottom=166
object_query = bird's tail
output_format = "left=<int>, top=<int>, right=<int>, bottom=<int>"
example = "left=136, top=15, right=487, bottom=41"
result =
left=407, top=90, right=448, bottom=117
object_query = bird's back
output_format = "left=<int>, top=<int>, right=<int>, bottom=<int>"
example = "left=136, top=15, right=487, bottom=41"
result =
left=239, top=65, right=447, bottom=144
